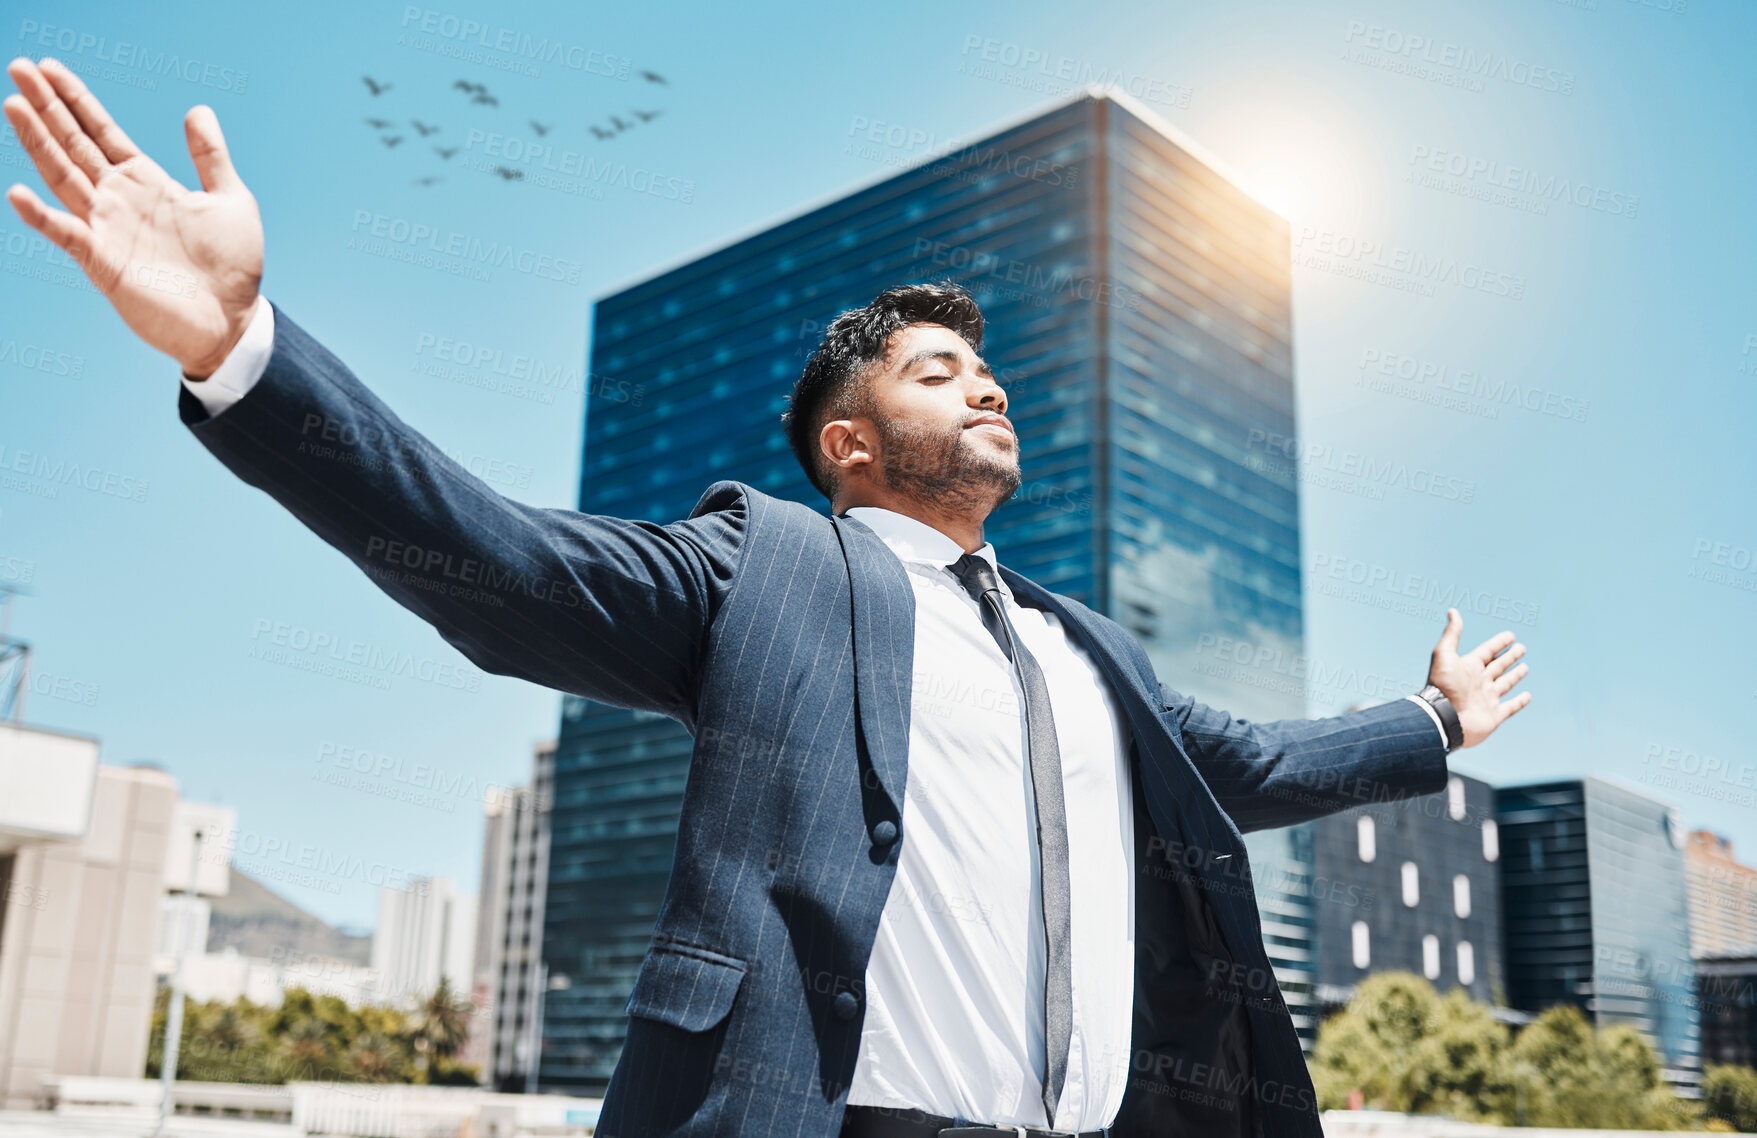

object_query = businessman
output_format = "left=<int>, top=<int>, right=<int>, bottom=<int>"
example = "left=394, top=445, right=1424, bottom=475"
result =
left=5, top=59, right=1531, bottom=1138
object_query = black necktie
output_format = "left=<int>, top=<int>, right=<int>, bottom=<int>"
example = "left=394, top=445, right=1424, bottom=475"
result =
left=949, top=552, right=1073, bottom=1128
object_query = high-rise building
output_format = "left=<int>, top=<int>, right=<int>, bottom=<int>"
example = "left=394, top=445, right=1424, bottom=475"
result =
left=370, top=874, right=476, bottom=1008
left=1311, top=770, right=1504, bottom=1009
left=1496, top=777, right=1699, bottom=1086
left=1685, top=830, right=1757, bottom=958
left=540, top=86, right=1306, bottom=1090
left=471, top=740, right=554, bottom=1090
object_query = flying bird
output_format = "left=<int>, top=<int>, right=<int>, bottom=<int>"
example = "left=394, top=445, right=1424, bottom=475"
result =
left=609, top=115, right=632, bottom=133
left=452, top=80, right=484, bottom=94
left=380, top=135, right=403, bottom=148
left=433, top=146, right=458, bottom=160
left=365, top=117, right=393, bottom=129
left=639, top=70, right=666, bottom=85
left=362, top=76, right=392, bottom=96
left=493, top=166, right=524, bottom=181
left=413, top=176, right=442, bottom=187
left=633, top=109, right=663, bottom=123
left=589, top=125, right=615, bottom=141
left=471, top=92, right=499, bottom=107
left=411, top=120, right=439, bottom=136
left=529, top=120, right=552, bottom=136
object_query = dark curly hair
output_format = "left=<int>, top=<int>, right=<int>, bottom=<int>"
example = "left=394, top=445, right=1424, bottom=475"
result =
left=783, top=282, right=986, bottom=501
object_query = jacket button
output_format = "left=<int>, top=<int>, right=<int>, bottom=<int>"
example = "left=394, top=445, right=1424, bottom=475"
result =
left=834, top=991, right=860, bottom=1021
left=871, top=820, right=898, bottom=846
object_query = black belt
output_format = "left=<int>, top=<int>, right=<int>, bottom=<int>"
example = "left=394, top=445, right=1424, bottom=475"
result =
left=840, top=1104, right=1110, bottom=1138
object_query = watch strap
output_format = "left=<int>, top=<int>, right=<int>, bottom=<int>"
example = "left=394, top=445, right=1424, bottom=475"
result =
left=1417, top=683, right=1464, bottom=751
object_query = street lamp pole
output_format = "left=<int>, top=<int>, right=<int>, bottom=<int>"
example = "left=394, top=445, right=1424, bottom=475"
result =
left=152, top=826, right=204, bottom=1137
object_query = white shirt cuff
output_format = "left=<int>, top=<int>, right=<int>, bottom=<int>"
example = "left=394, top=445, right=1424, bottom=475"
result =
left=1405, top=693, right=1449, bottom=747
left=180, top=295, right=274, bottom=416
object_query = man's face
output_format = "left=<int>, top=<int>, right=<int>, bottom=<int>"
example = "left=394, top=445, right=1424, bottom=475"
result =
left=845, top=322, right=1021, bottom=516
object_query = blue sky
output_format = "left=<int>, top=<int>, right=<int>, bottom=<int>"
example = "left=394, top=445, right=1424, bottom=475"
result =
left=2, top=0, right=1752, bottom=931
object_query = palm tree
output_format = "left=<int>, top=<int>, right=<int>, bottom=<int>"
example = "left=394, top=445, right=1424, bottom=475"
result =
left=412, top=977, right=473, bottom=1061
left=347, top=1032, right=403, bottom=1082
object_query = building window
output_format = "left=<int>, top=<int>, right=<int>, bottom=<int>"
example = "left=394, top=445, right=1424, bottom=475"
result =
left=1402, top=861, right=1420, bottom=907
left=1422, top=934, right=1440, bottom=979
left=1454, top=874, right=1471, bottom=919
left=1351, top=921, right=1371, bottom=969
left=1482, top=819, right=1499, bottom=862
left=1357, top=815, right=1376, bottom=863
left=1457, top=941, right=1476, bottom=985
left=1448, top=776, right=1466, bottom=821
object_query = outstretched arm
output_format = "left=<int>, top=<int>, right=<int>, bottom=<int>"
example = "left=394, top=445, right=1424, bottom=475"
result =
left=1164, top=610, right=1532, bottom=832
left=3, top=56, right=741, bottom=718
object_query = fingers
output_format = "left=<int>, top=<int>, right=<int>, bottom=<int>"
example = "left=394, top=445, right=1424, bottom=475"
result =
left=6, top=58, right=109, bottom=181
left=2, top=91, right=94, bottom=219
left=1485, top=641, right=1527, bottom=681
left=37, top=57, right=141, bottom=165
left=1467, top=629, right=1517, bottom=666
left=1497, top=690, right=1534, bottom=724
left=1494, top=662, right=1529, bottom=696
left=1433, top=607, right=1463, bottom=659
left=5, top=183, right=95, bottom=265
left=185, top=105, right=243, bottom=194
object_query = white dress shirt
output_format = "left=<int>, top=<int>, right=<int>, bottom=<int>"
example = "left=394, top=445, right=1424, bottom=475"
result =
left=842, top=507, right=1136, bottom=1131
left=182, top=298, right=1448, bottom=1128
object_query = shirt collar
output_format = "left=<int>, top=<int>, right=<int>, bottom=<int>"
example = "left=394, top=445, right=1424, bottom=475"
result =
left=842, top=506, right=1008, bottom=595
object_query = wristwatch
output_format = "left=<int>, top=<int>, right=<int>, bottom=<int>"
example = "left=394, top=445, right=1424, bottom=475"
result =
left=1416, top=683, right=1464, bottom=751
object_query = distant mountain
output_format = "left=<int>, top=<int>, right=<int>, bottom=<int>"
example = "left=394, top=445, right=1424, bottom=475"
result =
left=206, top=869, right=372, bottom=966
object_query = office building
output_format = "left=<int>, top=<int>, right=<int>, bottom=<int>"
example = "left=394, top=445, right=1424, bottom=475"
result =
left=1696, top=954, right=1757, bottom=1068
left=370, top=874, right=476, bottom=1008
left=541, top=86, right=1306, bottom=1089
left=1685, top=830, right=1757, bottom=958
left=1496, top=777, right=1699, bottom=1086
left=0, top=722, right=159, bottom=1108
left=1311, top=770, right=1503, bottom=1008
left=471, top=739, right=555, bottom=1089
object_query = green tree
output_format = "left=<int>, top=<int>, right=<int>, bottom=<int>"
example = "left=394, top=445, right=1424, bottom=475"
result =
left=1310, top=972, right=1509, bottom=1121
left=1704, top=1065, right=1757, bottom=1132
left=411, top=977, right=473, bottom=1062
left=1508, top=1005, right=1698, bottom=1130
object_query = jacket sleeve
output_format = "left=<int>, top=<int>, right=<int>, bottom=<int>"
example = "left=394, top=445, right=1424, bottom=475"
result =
left=179, top=300, right=746, bottom=720
left=1159, top=681, right=1451, bottom=833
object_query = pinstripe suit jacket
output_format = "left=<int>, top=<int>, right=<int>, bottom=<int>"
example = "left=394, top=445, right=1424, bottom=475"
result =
left=180, top=303, right=1451, bottom=1138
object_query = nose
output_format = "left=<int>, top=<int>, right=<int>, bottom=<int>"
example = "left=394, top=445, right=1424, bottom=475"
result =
left=969, top=375, right=1007, bottom=415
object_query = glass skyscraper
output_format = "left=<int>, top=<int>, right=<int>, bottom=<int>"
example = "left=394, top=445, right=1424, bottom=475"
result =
left=1496, top=776, right=1700, bottom=1086
left=537, top=87, right=1311, bottom=1090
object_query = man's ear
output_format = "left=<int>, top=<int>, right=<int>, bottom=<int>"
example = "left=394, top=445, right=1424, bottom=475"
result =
left=820, top=418, right=877, bottom=480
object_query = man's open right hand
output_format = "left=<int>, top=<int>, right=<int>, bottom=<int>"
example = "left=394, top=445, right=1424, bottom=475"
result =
left=3, top=56, right=264, bottom=379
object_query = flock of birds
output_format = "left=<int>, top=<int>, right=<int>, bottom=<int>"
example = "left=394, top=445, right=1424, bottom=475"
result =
left=358, top=71, right=668, bottom=187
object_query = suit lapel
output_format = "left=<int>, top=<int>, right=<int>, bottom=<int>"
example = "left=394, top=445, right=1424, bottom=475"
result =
left=830, top=512, right=915, bottom=817
left=998, top=566, right=1227, bottom=853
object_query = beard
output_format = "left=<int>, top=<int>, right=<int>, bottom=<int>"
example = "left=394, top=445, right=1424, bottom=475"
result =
left=873, top=413, right=1022, bottom=516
